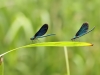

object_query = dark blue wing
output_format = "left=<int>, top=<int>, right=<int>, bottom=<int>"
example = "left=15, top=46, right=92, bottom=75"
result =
left=34, top=24, right=48, bottom=37
left=75, top=22, right=88, bottom=36
left=83, top=26, right=95, bottom=36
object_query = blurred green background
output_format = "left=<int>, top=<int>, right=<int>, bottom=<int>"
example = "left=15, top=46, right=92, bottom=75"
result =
left=0, top=0, right=100, bottom=75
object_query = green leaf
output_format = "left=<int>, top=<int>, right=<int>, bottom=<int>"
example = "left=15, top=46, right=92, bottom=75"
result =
left=0, top=41, right=93, bottom=57
left=0, top=41, right=93, bottom=75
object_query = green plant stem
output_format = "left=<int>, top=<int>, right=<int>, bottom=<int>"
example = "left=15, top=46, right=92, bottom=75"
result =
left=0, top=56, right=4, bottom=75
left=64, top=46, right=70, bottom=75
left=2, top=60, right=4, bottom=75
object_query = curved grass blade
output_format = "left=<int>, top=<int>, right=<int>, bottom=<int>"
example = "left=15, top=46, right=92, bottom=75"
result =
left=0, top=41, right=93, bottom=57
left=0, top=41, right=93, bottom=75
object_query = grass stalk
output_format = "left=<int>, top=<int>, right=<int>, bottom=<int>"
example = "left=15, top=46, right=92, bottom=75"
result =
left=64, top=46, right=70, bottom=75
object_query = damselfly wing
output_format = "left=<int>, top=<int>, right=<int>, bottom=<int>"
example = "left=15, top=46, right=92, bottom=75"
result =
left=30, top=24, right=55, bottom=41
left=71, top=22, right=95, bottom=40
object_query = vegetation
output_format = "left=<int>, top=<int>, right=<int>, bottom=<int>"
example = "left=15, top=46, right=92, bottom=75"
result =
left=0, top=0, right=99, bottom=75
